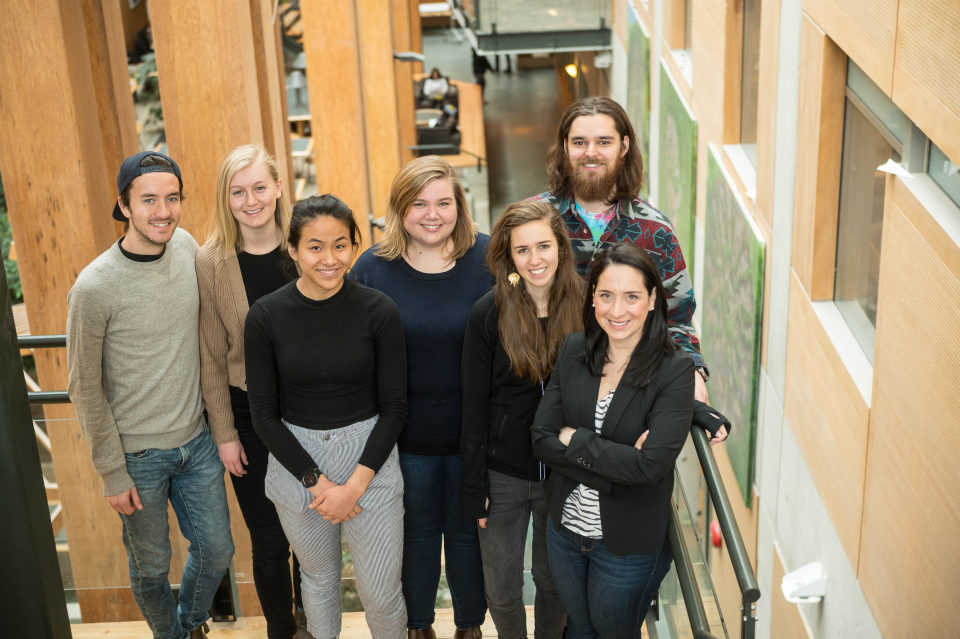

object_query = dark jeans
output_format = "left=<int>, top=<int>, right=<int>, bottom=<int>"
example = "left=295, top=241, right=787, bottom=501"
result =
left=120, top=426, right=234, bottom=639
left=477, top=470, right=565, bottom=639
left=230, top=387, right=301, bottom=639
left=546, top=514, right=671, bottom=639
left=399, top=452, right=487, bottom=629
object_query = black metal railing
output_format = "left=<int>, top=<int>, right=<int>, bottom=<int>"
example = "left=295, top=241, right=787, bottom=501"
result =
left=691, top=427, right=761, bottom=639
left=19, top=335, right=69, bottom=405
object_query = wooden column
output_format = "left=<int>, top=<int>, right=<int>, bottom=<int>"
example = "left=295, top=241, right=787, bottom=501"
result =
left=358, top=0, right=403, bottom=216
left=392, top=0, right=418, bottom=166
left=250, top=0, right=293, bottom=188
left=409, top=0, right=424, bottom=74
left=151, top=1, right=265, bottom=241
left=300, top=0, right=373, bottom=249
left=0, top=0, right=142, bottom=622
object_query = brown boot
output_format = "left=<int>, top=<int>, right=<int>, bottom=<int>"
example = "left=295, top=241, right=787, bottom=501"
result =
left=188, top=622, right=210, bottom=639
left=454, top=627, right=482, bottom=639
left=407, top=626, right=437, bottom=639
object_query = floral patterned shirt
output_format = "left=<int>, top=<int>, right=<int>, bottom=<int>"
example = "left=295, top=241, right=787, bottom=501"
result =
left=530, top=190, right=704, bottom=368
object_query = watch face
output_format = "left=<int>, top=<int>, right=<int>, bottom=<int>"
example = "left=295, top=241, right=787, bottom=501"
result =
left=301, top=469, right=320, bottom=488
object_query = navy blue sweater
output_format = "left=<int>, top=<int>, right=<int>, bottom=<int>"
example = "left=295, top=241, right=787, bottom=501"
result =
left=350, top=234, right=493, bottom=454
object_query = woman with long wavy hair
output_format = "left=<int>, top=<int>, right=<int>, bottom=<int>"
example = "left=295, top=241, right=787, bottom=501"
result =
left=460, top=200, right=582, bottom=638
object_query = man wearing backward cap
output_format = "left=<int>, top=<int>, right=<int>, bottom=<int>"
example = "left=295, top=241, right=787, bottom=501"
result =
left=67, top=151, right=234, bottom=639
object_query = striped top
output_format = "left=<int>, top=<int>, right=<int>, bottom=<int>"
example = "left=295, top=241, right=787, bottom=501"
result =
left=561, top=390, right=615, bottom=538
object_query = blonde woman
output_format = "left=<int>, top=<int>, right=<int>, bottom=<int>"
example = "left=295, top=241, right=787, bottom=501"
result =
left=196, top=144, right=303, bottom=639
left=351, top=156, right=492, bottom=639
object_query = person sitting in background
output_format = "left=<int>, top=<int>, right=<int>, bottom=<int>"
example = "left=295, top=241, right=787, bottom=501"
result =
left=422, top=67, right=450, bottom=107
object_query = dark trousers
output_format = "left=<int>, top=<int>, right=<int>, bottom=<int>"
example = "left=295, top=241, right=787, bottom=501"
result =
left=399, top=452, right=487, bottom=629
left=546, top=514, right=671, bottom=639
left=230, top=387, right=302, bottom=639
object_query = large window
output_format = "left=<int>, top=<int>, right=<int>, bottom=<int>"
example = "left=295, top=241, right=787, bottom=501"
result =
left=834, top=62, right=904, bottom=362
left=928, top=142, right=960, bottom=208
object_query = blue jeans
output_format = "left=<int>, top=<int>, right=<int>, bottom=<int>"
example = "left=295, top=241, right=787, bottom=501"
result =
left=399, top=453, right=486, bottom=629
left=546, top=515, right=671, bottom=639
left=120, top=426, right=235, bottom=639
left=477, top=470, right=564, bottom=639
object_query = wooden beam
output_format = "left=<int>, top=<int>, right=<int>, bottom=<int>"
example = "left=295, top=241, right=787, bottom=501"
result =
left=250, top=0, right=292, bottom=189
left=300, top=0, right=373, bottom=251
left=358, top=0, right=403, bottom=218
left=392, top=0, right=418, bottom=165
left=151, top=1, right=265, bottom=242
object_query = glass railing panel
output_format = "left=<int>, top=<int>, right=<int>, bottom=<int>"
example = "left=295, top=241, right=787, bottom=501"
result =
left=652, top=560, right=697, bottom=638
left=474, top=0, right=609, bottom=34
left=669, top=466, right=728, bottom=638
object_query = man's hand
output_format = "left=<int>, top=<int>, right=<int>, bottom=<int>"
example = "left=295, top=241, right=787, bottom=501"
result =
left=106, top=487, right=143, bottom=515
left=695, top=371, right=709, bottom=403
left=709, top=425, right=728, bottom=445
left=219, top=440, right=248, bottom=477
left=559, top=427, right=577, bottom=447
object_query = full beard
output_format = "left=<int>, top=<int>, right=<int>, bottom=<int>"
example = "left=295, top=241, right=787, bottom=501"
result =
left=568, top=154, right=623, bottom=203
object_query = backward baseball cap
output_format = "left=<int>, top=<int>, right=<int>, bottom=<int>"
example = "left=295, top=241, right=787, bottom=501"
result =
left=112, top=151, right=183, bottom=221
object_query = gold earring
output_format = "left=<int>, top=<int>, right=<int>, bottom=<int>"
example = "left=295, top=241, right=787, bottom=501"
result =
left=508, top=272, right=520, bottom=287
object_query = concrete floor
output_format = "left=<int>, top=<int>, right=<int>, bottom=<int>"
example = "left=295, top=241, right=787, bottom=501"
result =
left=421, top=28, right=561, bottom=221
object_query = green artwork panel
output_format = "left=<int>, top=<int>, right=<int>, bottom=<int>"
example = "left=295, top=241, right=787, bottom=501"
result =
left=658, top=62, right=697, bottom=276
left=702, top=145, right=764, bottom=506
left=625, top=8, right=650, bottom=198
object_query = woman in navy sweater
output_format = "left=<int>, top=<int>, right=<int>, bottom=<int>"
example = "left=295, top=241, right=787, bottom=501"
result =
left=351, top=156, right=492, bottom=639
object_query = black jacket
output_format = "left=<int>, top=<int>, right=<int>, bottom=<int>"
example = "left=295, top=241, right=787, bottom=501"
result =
left=460, top=291, right=548, bottom=520
left=531, top=332, right=694, bottom=555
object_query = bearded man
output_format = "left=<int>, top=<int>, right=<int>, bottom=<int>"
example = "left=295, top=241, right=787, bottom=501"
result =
left=530, top=96, right=712, bottom=402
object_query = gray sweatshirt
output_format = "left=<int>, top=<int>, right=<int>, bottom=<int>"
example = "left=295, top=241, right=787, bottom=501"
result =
left=67, top=228, right=204, bottom=496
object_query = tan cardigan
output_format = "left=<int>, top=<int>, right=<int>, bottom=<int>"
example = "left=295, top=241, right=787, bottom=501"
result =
left=196, top=243, right=251, bottom=445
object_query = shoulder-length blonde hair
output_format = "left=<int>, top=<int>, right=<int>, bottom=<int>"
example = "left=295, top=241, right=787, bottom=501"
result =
left=487, top=200, right=583, bottom=381
left=207, top=144, right=291, bottom=256
left=376, top=155, right=478, bottom=261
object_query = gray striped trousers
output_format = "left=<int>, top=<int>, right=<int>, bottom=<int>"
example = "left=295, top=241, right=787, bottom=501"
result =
left=265, top=416, right=406, bottom=639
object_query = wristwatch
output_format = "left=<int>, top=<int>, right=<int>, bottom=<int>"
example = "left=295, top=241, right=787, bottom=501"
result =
left=301, top=467, right=323, bottom=488
left=696, top=367, right=710, bottom=383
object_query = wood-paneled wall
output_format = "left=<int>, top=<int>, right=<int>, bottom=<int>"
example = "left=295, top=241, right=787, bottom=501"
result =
left=790, top=14, right=845, bottom=301
left=857, top=175, right=960, bottom=638
left=770, top=543, right=814, bottom=639
left=784, top=271, right=869, bottom=564
left=754, top=0, right=781, bottom=226
left=892, top=0, right=960, bottom=168
left=803, top=0, right=898, bottom=93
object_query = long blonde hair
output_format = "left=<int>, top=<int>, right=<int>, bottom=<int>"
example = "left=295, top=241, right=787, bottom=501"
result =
left=208, top=144, right=291, bottom=255
left=376, top=155, right=477, bottom=261
left=487, top=200, right=583, bottom=380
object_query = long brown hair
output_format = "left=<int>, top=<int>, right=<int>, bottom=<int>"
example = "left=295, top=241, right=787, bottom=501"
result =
left=487, top=200, right=583, bottom=381
left=376, top=155, right=477, bottom=261
left=545, top=96, right=644, bottom=201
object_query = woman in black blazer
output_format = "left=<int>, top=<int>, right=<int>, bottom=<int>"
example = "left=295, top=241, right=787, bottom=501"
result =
left=531, top=242, right=694, bottom=639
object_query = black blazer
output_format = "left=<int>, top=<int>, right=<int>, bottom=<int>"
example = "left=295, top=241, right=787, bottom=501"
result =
left=531, top=332, right=694, bottom=555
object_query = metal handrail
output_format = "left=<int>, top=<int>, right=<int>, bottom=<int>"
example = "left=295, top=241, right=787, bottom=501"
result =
left=18, top=335, right=69, bottom=405
left=667, top=497, right=719, bottom=639
left=691, top=427, right=761, bottom=638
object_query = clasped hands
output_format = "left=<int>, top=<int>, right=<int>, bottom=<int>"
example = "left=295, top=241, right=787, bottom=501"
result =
left=307, top=476, right=364, bottom=523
